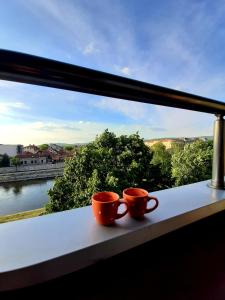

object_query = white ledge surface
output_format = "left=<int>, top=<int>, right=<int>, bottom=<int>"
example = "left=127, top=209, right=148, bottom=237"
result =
left=1, top=180, right=225, bottom=291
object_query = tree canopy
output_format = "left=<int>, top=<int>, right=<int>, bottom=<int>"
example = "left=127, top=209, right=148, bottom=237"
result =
left=46, top=131, right=214, bottom=213
left=46, top=130, right=161, bottom=213
left=171, top=140, right=213, bottom=186
left=0, top=154, right=10, bottom=167
left=151, top=142, right=173, bottom=188
left=169, top=141, right=185, bottom=155
left=10, top=156, right=20, bottom=168
left=0, top=153, right=10, bottom=167
left=39, top=144, right=49, bottom=151
left=64, top=145, right=74, bottom=151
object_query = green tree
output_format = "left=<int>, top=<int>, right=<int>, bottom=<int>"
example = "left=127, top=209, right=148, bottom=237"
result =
left=46, top=130, right=161, bottom=213
left=64, top=145, right=74, bottom=151
left=151, top=142, right=173, bottom=188
left=169, top=141, right=185, bottom=155
left=11, top=156, right=20, bottom=170
left=39, top=144, right=48, bottom=151
left=0, top=153, right=10, bottom=167
left=171, top=140, right=213, bottom=186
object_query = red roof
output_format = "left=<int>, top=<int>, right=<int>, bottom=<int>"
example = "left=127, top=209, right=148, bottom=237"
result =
left=37, top=150, right=51, bottom=156
left=16, top=151, right=48, bottom=159
left=51, top=155, right=60, bottom=161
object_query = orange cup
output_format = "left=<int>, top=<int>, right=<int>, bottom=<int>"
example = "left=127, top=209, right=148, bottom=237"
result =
left=123, top=187, right=159, bottom=219
left=92, top=191, right=129, bottom=225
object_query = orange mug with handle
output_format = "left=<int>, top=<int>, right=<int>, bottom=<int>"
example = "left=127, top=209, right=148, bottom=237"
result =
left=123, top=187, right=159, bottom=219
left=92, top=191, right=129, bottom=225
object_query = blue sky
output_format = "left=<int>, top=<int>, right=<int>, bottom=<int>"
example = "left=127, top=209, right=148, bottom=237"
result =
left=1, top=0, right=225, bottom=144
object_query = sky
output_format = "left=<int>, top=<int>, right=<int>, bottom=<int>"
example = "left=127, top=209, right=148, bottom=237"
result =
left=1, top=0, right=225, bottom=145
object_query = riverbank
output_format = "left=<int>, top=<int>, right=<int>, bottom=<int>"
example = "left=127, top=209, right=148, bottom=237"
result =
left=0, top=208, right=45, bottom=223
left=0, top=163, right=64, bottom=183
left=0, top=168, right=63, bottom=183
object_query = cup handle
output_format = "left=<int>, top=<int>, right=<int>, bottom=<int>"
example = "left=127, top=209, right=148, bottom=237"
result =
left=145, top=195, right=159, bottom=213
left=116, top=199, right=129, bottom=219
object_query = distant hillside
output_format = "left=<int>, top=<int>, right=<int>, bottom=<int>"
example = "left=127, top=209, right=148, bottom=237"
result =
left=144, top=136, right=213, bottom=149
left=54, top=143, right=88, bottom=147
left=144, top=136, right=213, bottom=142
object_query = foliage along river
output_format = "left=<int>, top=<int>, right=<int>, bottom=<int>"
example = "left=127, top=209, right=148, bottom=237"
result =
left=0, top=179, right=54, bottom=216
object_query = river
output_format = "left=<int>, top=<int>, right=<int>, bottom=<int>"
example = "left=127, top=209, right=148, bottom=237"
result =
left=0, top=179, right=54, bottom=216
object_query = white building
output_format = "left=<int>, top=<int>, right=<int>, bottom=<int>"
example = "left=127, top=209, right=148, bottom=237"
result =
left=0, top=144, right=23, bottom=157
left=17, top=152, right=48, bottom=165
left=23, top=144, right=39, bottom=154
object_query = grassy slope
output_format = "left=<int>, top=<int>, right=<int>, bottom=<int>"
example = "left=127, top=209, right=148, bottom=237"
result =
left=0, top=208, right=45, bottom=224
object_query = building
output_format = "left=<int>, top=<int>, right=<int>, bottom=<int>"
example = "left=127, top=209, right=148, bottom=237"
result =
left=23, top=144, right=39, bottom=154
left=16, top=152, right=48, bottom=166
left=198, top=136, right=213, bottom=142
left=49, top=144, right=63, bottom=152
left=0, top=144, right=23, bottom=157
left=51, top=149, right=73, bottom=163
left=47, top=147, right=58, bottom=155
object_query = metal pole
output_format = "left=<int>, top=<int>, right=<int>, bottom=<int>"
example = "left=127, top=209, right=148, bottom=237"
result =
left=210, top=114, right=225, bottom=189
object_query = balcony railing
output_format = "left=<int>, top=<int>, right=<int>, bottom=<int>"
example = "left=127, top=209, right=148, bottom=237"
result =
left=1, top=49, right=225, bottom=188
left=1, top=50, right=225, bottom=292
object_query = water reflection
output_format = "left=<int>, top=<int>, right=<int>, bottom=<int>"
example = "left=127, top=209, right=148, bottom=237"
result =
left=1, top=179, right=49, bottom=195
left=13, top=185, right=22, bottom=195
left=2, top=183, right=22, bottom=195
left=0, top=179, right=54, bottom=216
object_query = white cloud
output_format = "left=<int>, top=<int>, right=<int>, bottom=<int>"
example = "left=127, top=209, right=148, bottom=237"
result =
left=0, top=102, right=29, bottom=114
left=95, top=97, right=152, bottom=121
left=155, top=106, right=214, bottom=137
left=0, top=114, right=213, bottom=145
left=20, top=0, right=137, bottom=71
left=83, top=42, right=98, bottom=55
left=0, top=119, right=154, bottom=144
left=4, top=0, right=223, bottom=143
left=120, top=67, right=131, bottom=76
left=30, top=121, right=80, bottom=131
left=11, top=102, right=29, bottom=109
left=0, top=104, right=9, bottom=114
left=94, top=96, right=214, bottom=139
left=21, top=0, right=105, bottom=57
left=19, top=0, right=225, bottom=100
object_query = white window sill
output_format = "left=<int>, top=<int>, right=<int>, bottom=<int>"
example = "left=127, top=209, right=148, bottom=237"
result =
left=1, top=180, right=225, bottom=291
